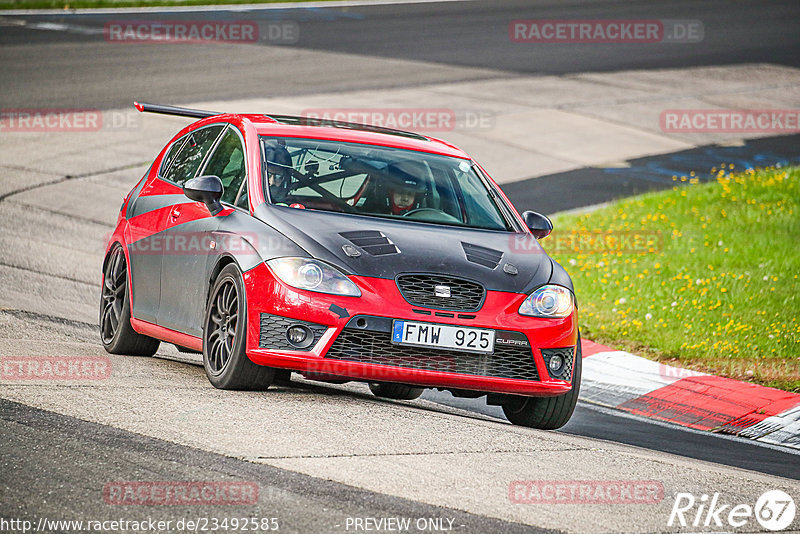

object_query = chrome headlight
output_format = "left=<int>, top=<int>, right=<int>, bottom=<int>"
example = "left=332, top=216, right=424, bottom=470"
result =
left=519, top=285, right=574, bottom=318
left=266, top=258, right=361, bottom=297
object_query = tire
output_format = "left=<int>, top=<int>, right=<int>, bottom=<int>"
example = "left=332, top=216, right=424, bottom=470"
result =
left=273, top=369, right=293, bottom=386
left=203, top=263, right=274, bottom=390
left=175, top=344, right=201, bottom=354
left=369, top=382, right=425, bottom=400
left=100, top=245, right=160, bottom=356
left=501, top=334, right=582, bottom=430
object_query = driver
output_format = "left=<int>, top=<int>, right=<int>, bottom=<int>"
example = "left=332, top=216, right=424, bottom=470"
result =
left=388, top=182, right=419, bottom=215
left=384, top=162, right=427, bottom=215
left=263, top=140, right=293, bottom=204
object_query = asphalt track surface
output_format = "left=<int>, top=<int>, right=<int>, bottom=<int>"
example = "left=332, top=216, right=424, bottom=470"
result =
left=2, top=0, right=800, bottom=531
left=1, top=397, right=547, bottom=534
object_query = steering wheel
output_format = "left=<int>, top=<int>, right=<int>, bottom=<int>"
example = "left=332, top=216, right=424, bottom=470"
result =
left=402, top=208, right=461, bottom=223
left=402, top=208, right=439, bottom=217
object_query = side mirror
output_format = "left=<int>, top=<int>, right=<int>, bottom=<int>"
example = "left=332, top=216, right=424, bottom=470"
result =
left=184, top=175, right=223, bottom=216
left=522, top=210, right=553, bottom=239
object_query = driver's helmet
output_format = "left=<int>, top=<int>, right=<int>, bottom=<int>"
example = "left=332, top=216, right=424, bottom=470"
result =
left=264, top=141, right=293, bottom=203
left=385, top=161, right=427, bottom=215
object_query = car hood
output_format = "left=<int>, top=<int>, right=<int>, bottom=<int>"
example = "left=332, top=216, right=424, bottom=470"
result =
left=254, top=206, right=552, bottom=294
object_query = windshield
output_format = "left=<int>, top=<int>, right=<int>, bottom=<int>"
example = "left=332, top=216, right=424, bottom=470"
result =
left=260, top=136, right=512, bottom=231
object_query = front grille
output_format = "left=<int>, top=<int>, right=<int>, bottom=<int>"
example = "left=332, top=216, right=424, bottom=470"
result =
left=326, top=328, right=539, bottom=381
left=541, top=347, right=575, bottom=381
left=259, top=313, right=328, bottom=351
left=396, top=274, right=485, bottom=311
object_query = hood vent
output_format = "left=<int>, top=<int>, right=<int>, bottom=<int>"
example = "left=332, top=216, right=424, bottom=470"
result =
left=462, top=242, right=503, bottom=269
left=340, top=230, right=399, bottom=256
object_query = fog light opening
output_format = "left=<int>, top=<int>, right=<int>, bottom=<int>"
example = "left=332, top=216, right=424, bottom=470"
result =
left=548, top=354, right=565, bottom=374
left=286, top=325, right=313, bottom=348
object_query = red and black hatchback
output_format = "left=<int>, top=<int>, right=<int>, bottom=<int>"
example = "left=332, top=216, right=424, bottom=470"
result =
left=101, top=102, right=581, bottom=429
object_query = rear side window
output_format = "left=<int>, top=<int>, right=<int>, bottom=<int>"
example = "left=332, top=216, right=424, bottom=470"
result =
left=162, top=125, right=225, bottom=185
left=158, top=138, right=186, bottom=178
left=203, top=127, right=247, bottom=208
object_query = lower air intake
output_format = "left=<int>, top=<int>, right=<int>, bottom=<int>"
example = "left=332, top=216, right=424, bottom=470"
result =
left=259, top=313, right=328, bottom=351
left=326, top=328, right=539, bottom=381
left=541, top=347, right=575, bottom=380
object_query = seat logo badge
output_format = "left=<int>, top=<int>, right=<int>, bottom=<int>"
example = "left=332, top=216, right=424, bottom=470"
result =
left=434, top=285, right=451, bottom=298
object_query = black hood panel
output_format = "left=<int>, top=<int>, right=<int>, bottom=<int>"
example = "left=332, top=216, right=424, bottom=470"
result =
left=254, top=206, right=553, bottom=293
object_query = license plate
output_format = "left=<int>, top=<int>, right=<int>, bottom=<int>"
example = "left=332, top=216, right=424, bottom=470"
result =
left=391, top=320, right=495, bottom=354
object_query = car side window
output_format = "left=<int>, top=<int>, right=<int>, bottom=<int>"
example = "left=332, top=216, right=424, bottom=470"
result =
left=203, top=127, right=247, bottom=208
left=162, top=125, right=225, bottom=186
left=158, top=137, right=186, bottom=178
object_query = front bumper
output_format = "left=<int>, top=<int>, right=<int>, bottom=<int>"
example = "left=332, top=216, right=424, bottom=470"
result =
left=242, top=263, right=577, bottom=397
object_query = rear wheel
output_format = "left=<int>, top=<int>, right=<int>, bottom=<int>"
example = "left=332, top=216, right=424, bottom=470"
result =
left=501, top=335, right=582, bottom=430
left=100, top=245, right=160, bottom=356
left=203, top=263, right=274, bottom=390
left=369, top=382, right=425, bottom=400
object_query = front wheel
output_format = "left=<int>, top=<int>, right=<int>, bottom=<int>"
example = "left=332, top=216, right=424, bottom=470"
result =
left=501, top=335, right=582, bottom=430
left=203, top=263, right=274, bottom=390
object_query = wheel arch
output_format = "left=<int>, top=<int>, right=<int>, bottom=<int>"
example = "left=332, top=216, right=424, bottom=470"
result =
left=102, top=241, right=126, bottom=271
left=206, top=254, right=241, bottom=305
left=103, top=241, right=136, bottom=317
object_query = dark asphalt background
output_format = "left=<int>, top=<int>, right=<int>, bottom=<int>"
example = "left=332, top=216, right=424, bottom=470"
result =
left=3, top=0, right=799, bottom=211
left=1, top=0, right=799, bottom=108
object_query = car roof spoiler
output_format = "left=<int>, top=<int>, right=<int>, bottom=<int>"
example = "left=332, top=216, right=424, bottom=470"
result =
left=133, top=101, right=220, bottom=119
left=133, top=101, right=429, bottom=141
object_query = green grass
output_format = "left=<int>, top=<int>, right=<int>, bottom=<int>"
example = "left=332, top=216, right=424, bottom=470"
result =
left=1, top=0, right=327, bottom=9
left=549, top=166, right=799, bottom=392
